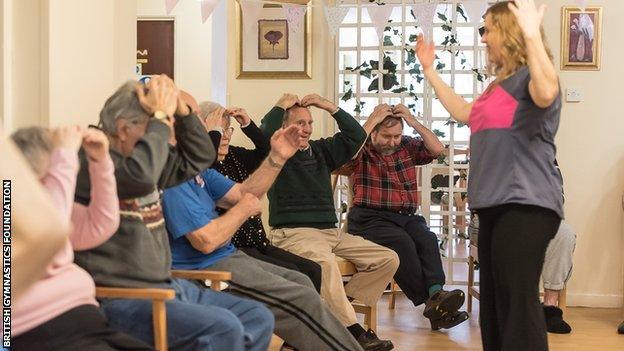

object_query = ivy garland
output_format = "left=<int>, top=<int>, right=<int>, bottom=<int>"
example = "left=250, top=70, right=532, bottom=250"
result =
left=341, top=3, right=489, bottom=140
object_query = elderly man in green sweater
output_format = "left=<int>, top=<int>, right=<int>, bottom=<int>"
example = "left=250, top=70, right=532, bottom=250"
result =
left=261, top=93, right=399, bottom=351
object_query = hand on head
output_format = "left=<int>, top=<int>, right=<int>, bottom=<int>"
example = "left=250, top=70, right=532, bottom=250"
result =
left=369, top=104, right=394, bottom=125
left=226, top=107, right=251, bottom=127
left=135, top=74, right=179, bottom=120
left=82, top=128, right=110, bottom=162
left=300, top=94, right=338, bottom=113
left=203, top=106, right=227, bottom=131
left=51, top=125, right=84, bottom=153
left=275, top=93, right=300, bottom=110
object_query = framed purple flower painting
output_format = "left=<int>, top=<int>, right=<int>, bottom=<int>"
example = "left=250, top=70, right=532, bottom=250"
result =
left=236, top=0, right=312, bottom=79
left=561, top=6, right=602, bottom=71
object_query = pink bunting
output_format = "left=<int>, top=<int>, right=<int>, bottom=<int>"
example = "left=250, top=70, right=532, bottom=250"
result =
left=575, top=0, right=588, bottom=12
left=165, top=0, right=180, bottom=15
left=412, top=1, right=438, bottom=41
left=240, top=0, right=264, bottom=35
left=324, top=5, right=350, bottom=38
left=200, top=0, right=220, bottom=23
left=461, top=0, right=488, bottom=23
left=282, top=4, right=308, bottom=34
left=366, top=5, right=393, bottom=40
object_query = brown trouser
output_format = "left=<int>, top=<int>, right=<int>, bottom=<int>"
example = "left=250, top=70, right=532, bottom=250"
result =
left=269, top=227, right=399, bottom=326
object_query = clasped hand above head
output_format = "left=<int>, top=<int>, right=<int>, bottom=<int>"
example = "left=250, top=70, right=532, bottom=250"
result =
left=275, top=93, right=339, bottom=114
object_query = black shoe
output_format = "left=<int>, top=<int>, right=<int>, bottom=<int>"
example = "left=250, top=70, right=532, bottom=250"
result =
left=618, top=321, right=624, bottom=334
left=355, top=329, right=394, bottom=351
left=543, top=305, right=572, bottom=334
left=430, top=311, right=470, bottom=331
left=423, top=289, right=466, bottom=321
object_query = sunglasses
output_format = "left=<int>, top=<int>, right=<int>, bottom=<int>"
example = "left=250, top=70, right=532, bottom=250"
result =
left=478, top=26, right=485, bottom=37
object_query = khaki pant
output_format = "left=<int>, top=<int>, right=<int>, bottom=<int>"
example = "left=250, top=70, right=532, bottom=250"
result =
left=269, top=227, right=399, bottom=326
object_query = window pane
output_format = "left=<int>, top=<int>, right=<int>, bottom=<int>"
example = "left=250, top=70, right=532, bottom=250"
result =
left=432, top=98, right=451, bottom=118
left=455, top=50, right=474, bottom=70
left=361, top=27, right=379, bottom=47
left=338, top=74, right=357, bottom=94
left=339, top=28, right=357, bottom=47
left=456, top=27, right=474, bottom=46
left=343, top=7, right=358, bottom=24
left=339, top=51, right=357, bottom=70
left=454, top=74, right=474, bottom=95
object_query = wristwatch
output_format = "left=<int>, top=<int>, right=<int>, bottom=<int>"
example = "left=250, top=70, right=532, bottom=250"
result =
left=153, top=110, right=167, bottom=121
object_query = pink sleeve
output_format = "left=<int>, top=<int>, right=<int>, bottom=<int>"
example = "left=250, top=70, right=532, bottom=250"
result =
left=41, top=148, right=79, bottom=222
left=70, top=155, right=120, bottom=251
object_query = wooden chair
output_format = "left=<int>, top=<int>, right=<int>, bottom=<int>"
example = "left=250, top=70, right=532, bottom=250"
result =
left=333, top=170, right=400, bottom=315
left=336, top=257, right=378, bottom=332
left=171, top=270, right=285, bottom=351
left=95, top=287, right=175, bottom=351
left=466, top=242, right=567, bottom=314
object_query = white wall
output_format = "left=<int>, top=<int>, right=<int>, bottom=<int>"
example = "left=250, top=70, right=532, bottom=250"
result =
left=2, top=0, right=137, bottom=131
left=544, top=0, right=624, bottom=307
left=137, top=0, right=213, bottom=104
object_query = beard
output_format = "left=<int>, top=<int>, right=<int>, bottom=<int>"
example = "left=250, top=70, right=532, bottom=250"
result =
left=376, top=145, right=397, bottom=155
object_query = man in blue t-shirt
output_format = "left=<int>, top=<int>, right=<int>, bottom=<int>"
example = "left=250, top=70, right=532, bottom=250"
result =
left=162, top=125, right=368, bottom=351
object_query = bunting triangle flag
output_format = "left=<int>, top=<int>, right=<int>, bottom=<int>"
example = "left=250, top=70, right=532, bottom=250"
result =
left=240, top=0, right=264, bottom=35
left=324, top=5, right=350, bottom=37
left=575, top=0, right=588, bottom=12
left=165, top=0, right=180, bottom=15
left=282, top=4, right=308, bottom=34
left=366, top=4, right=394, bottom=40
left=461, top=0, right=488, bottom=23
left=412, top=1, right=438, bottom=40
left=200, top=0, right=220, bottom=23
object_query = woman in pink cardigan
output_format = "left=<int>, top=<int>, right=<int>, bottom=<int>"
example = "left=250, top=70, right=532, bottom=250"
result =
left=10, top=126, right=150, bottom=351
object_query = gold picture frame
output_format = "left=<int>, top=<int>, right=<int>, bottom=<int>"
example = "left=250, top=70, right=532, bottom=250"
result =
left=236, top=0, right=312, bottom=79
left=560, top=6, right=602, bottom=71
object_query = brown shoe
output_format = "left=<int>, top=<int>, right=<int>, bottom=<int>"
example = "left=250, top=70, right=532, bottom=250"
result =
left=423, top=289, right=465, bottom=321
left=430, top=310, right=470, bottom=331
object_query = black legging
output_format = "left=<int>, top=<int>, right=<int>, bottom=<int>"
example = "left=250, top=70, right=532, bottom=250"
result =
left=240, top=244, right=323, bottom=292
left=477, top=204, right=561, bottom=351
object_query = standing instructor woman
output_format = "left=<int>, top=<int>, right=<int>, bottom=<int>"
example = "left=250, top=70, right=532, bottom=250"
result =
left=416, top=1, right=562, bottom=350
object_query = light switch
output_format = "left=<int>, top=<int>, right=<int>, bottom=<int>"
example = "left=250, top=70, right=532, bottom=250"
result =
left=566, top=88, right=583, bottom=103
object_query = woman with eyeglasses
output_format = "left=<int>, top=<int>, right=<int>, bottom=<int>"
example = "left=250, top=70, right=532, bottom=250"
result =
left=416, top=1, right=562, bottom=350
left=197, top=102, right=323, bottom=293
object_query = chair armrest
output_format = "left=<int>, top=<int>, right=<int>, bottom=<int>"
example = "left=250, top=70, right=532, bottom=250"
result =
left=95, top=287, right=175, bottom=301
left=171, top=270, right=232, bottom=281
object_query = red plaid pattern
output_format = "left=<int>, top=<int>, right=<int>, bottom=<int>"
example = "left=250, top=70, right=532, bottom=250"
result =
left=349, top=136, right=435, bottom=213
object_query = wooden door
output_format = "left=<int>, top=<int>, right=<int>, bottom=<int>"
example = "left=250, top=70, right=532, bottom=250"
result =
left=137, top=19, right=174, bottom=79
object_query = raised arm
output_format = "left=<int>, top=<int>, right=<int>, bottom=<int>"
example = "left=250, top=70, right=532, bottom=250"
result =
left=260, top=94, right=300, bottom=137
left=508, top=0, right=559, bottom=108
left=300, top=94, right=367, bottom=170
left=393, top=104, right=445, bottom=157
left=216, top=125, right=303, bottom=208
left=2, top=135, right=69, bottom=300
left=416, top=34, right=473, bottom=124
left=185, top=194, right=261, bottom=254
left=227, top=107, right=271, bottom=171
left=71, top=129, right=120, bottom=251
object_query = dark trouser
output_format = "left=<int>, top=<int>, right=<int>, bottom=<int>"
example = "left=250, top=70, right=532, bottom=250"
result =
left=241, top=244, right=323, bottom=292
left=11, top=304, right=152, bottom=351
left=476, top=204, right=560, bottom=351
left=347, top=206, right=446, bottom=306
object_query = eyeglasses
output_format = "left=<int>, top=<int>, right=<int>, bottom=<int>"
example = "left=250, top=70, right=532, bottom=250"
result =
left=224, top=127, right=235, bottom=136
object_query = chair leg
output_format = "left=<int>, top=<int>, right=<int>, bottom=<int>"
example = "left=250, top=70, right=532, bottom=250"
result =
left=389, top=280, right=396, bottom=310
left=368, top=305, right=377, bottom=333
left=152, top=300, right=168, bottom=351
left=467, top=256, right=474, bottom=313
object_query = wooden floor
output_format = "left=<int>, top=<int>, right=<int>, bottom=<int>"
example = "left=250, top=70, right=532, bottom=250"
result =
left=370, top=291, right=624, bottom=351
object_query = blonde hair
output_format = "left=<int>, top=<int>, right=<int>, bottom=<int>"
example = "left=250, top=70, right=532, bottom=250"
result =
left=485, top=1, right=553, bottom=85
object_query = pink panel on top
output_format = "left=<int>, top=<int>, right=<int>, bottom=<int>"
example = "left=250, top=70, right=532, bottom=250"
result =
left=469, top=85, right=518, bottom=134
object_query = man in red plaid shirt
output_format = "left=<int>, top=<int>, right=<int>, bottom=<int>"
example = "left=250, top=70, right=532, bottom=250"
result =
left=344, top=103, right=469, bottom=330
